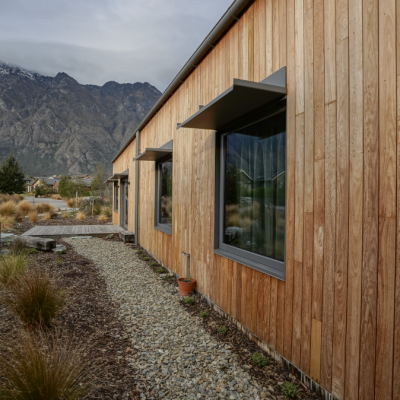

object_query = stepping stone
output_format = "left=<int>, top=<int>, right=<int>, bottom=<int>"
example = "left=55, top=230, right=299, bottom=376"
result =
left=119, top=230, right=135, bottom=243
left=0, top=233, right=17, bottom=243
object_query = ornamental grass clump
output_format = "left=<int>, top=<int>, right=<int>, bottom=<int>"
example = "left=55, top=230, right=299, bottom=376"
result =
left=0, top=331, right=96, bottom=400
left=9, top=239, right=29, bottom=256
left=156, top=268, right=164, bottom=273
left=28, top=211, right=38, bottom=223
left=281, top=382, right=300, bottom=398
left=217, top=326, right=228, bottom=335
left=75, top=212, right=85, bottom=220
left=250, top=353, right=269, bottom=367
left=0, top=200, right=16, bottom=217
left=0, top=254, right=27, bottom=286
left=98, top=213, right=107, bottom=221
left=4, top=268, right=65, bottom=327
left=199, top=311, right=208, bottom=318
left=36, top=203, right=56, bottom=214
left=0, top=216, right=15, bottom=229
left=42, top=212, right=52, bottom=221
left=67, top=198, right=75, bottom=207
left=183, top=297, right=194, bottom=305
left=16, top=200, right=35, bottom=216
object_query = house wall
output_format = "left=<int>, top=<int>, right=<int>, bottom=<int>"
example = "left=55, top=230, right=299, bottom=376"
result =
left=113, top=0, right=400, bottom=398
left=113, top=137, right=136, bottom=233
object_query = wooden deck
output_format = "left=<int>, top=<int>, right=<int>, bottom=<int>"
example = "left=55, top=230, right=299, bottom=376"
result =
left=22, top=225, right=126, bottom=239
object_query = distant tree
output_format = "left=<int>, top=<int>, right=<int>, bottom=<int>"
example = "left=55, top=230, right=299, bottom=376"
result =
left=34, top=183, right=50, bottom=197
left=0, top=153, right=26, bottom=194
left=58, top=176, right=71, bottom=197
left=91, top=165, right=107, bottom=192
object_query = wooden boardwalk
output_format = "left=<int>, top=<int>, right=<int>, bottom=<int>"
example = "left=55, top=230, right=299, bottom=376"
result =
left=22, top=225, right=126, bottom=239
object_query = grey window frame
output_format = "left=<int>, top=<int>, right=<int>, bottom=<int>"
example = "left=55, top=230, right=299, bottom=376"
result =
left=154, top=154, right=173, bottom=235
left=214, top=100, right=287, bottom=281
left=114, top=181, right=119, bottom=212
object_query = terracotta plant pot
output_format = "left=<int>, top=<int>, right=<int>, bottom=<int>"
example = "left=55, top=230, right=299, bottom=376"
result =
left=177, top=278, right=196, bottom=296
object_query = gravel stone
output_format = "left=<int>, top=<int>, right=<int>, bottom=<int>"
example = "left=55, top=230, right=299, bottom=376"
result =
left=65, top=238, right=264, bottom=399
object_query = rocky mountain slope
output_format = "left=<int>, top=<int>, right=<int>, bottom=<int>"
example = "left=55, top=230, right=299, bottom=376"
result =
left=0, top=63, right=161, bottom=175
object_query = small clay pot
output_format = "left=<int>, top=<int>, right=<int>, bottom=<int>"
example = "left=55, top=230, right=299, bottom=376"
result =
left=177, top=278, right=196, bottom=296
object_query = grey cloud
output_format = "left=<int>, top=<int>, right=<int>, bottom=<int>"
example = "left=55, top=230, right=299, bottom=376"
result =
left=0, top=0, right=233, bottom=91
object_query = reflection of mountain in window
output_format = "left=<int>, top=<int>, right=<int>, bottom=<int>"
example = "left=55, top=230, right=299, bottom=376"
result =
left=224, top=111, right=286, bottom=262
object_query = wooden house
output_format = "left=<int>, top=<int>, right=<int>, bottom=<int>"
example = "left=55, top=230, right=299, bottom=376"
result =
left=110, top=0, right=400, bottom=398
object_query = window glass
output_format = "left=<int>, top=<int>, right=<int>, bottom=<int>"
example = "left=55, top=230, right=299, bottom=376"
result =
left=114, top=182, right=119, bottom=211
left=158, top=160, right=172, bottom=227
left=223, top=111, right=286, bottom=262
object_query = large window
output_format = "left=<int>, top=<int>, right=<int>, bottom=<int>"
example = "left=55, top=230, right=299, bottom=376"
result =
left=215, top=106, right=286, bottom=280
left=155, top=157, right=172, bottom=234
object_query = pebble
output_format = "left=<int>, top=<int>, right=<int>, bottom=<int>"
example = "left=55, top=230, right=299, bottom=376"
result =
left=65, top=238, right=265, bottom=400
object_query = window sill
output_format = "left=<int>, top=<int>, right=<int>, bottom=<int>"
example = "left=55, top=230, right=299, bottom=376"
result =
left=155, top=225, right=172, bottom=236
left=213, top=248, right=285, bottom=281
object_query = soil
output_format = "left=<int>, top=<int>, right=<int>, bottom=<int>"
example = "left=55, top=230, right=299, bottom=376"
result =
left=3, top=214, right=112, bottom=236
left=0, top=239, right=149, bottom=399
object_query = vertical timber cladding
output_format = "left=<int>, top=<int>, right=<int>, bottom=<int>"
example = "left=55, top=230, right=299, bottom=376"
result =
left=112, top=137, right=136, bottom=234
left=111, top=0, right=400, bottom=398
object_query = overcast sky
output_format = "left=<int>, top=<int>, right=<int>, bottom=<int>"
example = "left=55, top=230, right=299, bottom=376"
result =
left=0, top=0, right=233, bottom=92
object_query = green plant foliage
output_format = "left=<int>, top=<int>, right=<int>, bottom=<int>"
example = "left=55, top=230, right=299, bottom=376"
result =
left=156, top=268, right=164, bottom=273
left=0, top=254, right=27, bottom=286
left=0, top=153, right=26, bottom=194
left=0, top=332, right=96, bottom=400
left=56, top=250, right=67, bottom=255
left=281, top=382, right=300, bottom=399
left=217, top=326, right=228, bottom=335
left=183, top=297, right=194, bottom=305
left=250, top=353, right=269, bottom=367
left=151, top=262, right=158, bottom=267
left=5, top=268, right=65, bottom=327
left=143, top=257, right=149, bottom=261
left=29, top=249, right=39, bottom=254
left=199, top=311, right=208, bottom=318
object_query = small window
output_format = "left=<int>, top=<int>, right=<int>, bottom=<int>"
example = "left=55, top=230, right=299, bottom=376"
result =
left=114, top=181, right=119, bottom=212
left=215, top=105, right=286, bottom=280
left=155, top=156, right=173, bottom=234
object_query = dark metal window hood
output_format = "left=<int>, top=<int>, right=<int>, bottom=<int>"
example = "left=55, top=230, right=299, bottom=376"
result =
left=108, top=169, right=129, bottom=180
left=135, top=140, right=173, bottom=162
left=177, top=67, right=286, bottom=131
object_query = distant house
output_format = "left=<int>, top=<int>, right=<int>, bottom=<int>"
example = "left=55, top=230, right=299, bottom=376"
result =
left=33, top=177, right=61, bottom=192
left=26, top=178, right=38, bottom=193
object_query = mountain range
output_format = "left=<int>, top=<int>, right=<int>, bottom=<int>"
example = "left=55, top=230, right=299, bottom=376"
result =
left=0, top=63, right=161, bottom=175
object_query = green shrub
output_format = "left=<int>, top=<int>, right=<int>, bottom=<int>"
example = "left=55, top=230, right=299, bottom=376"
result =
left=136, top=250, right=143, bottom=254
left=0, top=332, right=96, bottom=400
left=151, top=262, right=158, bottom=267
left=5, top=268, right=65, bottom=327
left=156, top=268, right=164, bottom=273
left=0, top=254, right=27, bottom=286
left=199, top=311, right=208, bottom=318
left=30, top=249, right=39, bottom=254
left=93, top=203, right=102, bottom=215
left=143, top=257, right=149, bottom=261
left=183, top=297, right=194, bottom=305
left=217, top=326, right=228, bottom=335
left=250, top=353, right=269, bottom=367
left=281, top=382, right=300, bottom=398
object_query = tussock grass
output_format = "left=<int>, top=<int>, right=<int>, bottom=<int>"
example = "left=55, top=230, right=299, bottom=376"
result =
left=8, top=239, right=29, bottom=256
left=41, top=212, right=52, bottom=221
left=0, top=200, right=16, bottom=217
left=4, top=268, right=65, bottom=327
left=28, top=211, right=38, bottom=223
left=51, top=194, right=61, bottom=200
left=75, top=212, right=85, bottom=221
left=67, top=198, right=75, bottom=207
left=62, top=212, right=69, bottom=219
left=97, top=213, right=107, bottom=221
left=102, top=207, right=112, bottom=217
left=0, top=254, right=27, bottom=286
left=36, top=203, right=56, bottom=214
left=16, top=200, right=34, bottom=216
left=0, top=194, right=23, bottom=205
left=0, top=331, right=96, bottom=400
left=0, top=216, right=15, bottom=229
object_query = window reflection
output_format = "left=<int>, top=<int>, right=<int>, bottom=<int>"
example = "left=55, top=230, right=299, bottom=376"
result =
left=159, top=160, right=172, bottom=226
left=224, top=111, right=286, bottom=262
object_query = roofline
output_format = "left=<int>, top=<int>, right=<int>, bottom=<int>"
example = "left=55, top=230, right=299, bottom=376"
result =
left=112, top=0, right=254, bottom=163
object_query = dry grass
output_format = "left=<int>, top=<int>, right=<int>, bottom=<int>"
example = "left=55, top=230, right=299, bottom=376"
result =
left=0, top=331, right=96, bottom=400
left=51, top=194, right=62, bottom=200
left=0, top=254, right=27, bottom=286
left=36, top=203, right=56, bottom=214
left=0, top=200, right=16, bottom=217
left=67, top=198, right=75, bottom=207
left=0, top=194, right=23, bottom=205
left=41, top=212, right=52, bottom=221
left=62, top=212, right=69, bottom=219
left=16, top=200, right=35, bottom=216
left=0, top=216, right=15, bottom=230
left=97, top=213, right=107, bottom=221
left=103, top=207, right=112, bottom=217
left=75, top=212, right=85, bottom=220
left=4, top=268, right=65, bottom=328
left=14, top=212, right=23, bottom=222
left=28, top=211, right=38, bottom=223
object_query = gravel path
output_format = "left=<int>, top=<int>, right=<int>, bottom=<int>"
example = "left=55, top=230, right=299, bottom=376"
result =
left=65, top=238, right=274, bottom=400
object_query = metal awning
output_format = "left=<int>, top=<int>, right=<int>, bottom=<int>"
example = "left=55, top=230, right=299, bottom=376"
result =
left=104, top=177, right=118, bottom=184
left=106, top=169, right=129, bottom=181
left=177, top=67, right=286, bottom=131
left=135, top=140, right=173, bottom=162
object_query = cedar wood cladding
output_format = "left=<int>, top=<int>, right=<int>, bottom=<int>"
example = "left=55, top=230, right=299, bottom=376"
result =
left=113, top=0, right=400, bottom=399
